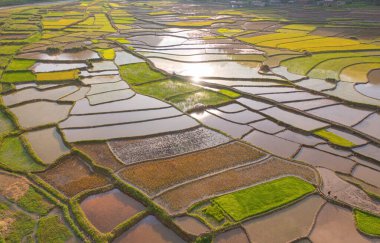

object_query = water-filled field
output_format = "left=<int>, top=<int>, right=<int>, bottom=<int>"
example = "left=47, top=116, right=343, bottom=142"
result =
left=0, top=0, right=380, bottom=242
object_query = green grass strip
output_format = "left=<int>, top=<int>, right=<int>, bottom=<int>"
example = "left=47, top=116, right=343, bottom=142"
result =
left=213, top=176, right=315, bottom=221
left=119, top=62, right=165, bottom=85
left=0, top=110, right=15, bottom=137
left=354, top=210, right=380, bottom=237
left=0, top=45, right=23, bottom=55
left=314, top=129, right=356, bottom=148
left=168, top=90, right=232, bottom=112
left=202, top=203, right=225, bottom=222
left=132, top=79, right=201, bottom=100
left=6, top=59, right=35, bottom=71
left=219, top=89, right=241, bottom=98
left=0, top=136, right=45, bottom=172
left=2, top=71, right=36, bottom=83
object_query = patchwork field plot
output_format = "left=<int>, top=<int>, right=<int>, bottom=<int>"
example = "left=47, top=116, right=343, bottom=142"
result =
left=80, top=189, right=146, bottom=233
left=155, top=157, right=317, bottom=214
left=211, top=176, right=315, bottom=221
left=310, top=203, right=372, bottom=242
left=120, top=142, right=265, bottom=195
left=243, top=195, right=325, bottom=243
left=113, top=215, right=186, bottom=243
left=1, top=0, right=380, bottom=242
left=37, top=154, right=110, bottom=197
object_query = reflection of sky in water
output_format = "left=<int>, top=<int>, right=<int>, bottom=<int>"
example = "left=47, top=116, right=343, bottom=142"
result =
left=32, top=63, right=87, bottom=72
left=149, top=58, right=274, bottom=80
left=354, top=69, right=380, bottom=100
left=130, top=35, right=187, bottom=47
left=140, top=52, right=264, bottom=63
left=191, top=110, right=211, bottom=120
left=17, top=50, right=99, bottom=61
left=355, top=83, right=380, bottom=100
left=136, top=48, right=263, bottom=55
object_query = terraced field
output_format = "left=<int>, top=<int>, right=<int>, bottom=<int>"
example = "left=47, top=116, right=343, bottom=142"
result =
left=0, top=0, right=380, bottom=242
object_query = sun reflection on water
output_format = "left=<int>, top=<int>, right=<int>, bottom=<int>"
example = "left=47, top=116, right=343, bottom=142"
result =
left=188, top=63, right=216, bottom=82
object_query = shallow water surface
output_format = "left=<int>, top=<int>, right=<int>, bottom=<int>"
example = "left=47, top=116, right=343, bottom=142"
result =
left=150, top=58, right=283, bottom=80
left=214, top=228, right=249, bottom=243
left=9, top=101, right=72, bottom=129
left=243, top=195, right=324, bottom=243
left=32, top=63, right=87, bottom=72
left=3, top=86, right=78, bottom=106
left=173, top=216, right=209, bottom=236
left=80, top=189, right=145, bottom=233
left=355, top=69, right=380, bottom=100
left=18, top=50, right=100, bottom=61
left=191, top=111, right=252, bottom=138
left=60, top=107, right=182, bottom=128
left=62, top=115, right=199, bottom=142
left=310, top=203, right=371, bottom=243
left=113, top=215, right=185, bottom=243
left=23, top=127, right=70, bottom=164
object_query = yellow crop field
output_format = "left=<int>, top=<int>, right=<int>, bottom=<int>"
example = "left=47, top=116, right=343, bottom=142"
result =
left=282, top=24, right=316, bottom=32
left=42, top=19, right=80, bottom=29
left=78, top=17, right=95, bottom=26
left=65, top=14, right=116, bottom=32
left=340, top=63, right=380, bottom=83
left=109, top=3, right=120, bottom=7
left=238, top=32, right=306, bottom=44
left=41, top=31, right=66, bottom=39
left=217, top=10, right=244, bottom=15
left=239, top=32, right=380, bottom=52
left=307, top=56, right=380, bottom=80
left=278, top=37, right=360, bottom=51
left=180, top=16, right=211, bottom=19
left=97, top=48, right=115, bottom=60
left=257, top=35, right=324, bottom=48
left=217, top=28, right=245, bottom=36
left=305, top=44, right=380, bottom=52
left=115, top=24, right=132, bottom=30
left=107, top=37, right=130, bottom=44
left=94, top=14, right=116, bottom=32
left=276, top=28, right=312, bottom=34
left=36, top=70, right=79, bottom=81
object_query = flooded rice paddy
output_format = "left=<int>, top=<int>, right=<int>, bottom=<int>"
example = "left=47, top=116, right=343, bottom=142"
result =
left=1, top=0, right=380, bottom=242
left=80, top=189, right=146, bottom=232
left=113, top=215, right=186, bottom=243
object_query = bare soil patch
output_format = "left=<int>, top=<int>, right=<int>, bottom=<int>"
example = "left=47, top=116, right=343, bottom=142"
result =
left=75, top=142, right=124, bottom=171
left=0, top=173, right=29, bottom=201
left=37, top=155, right=110, bottom=197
